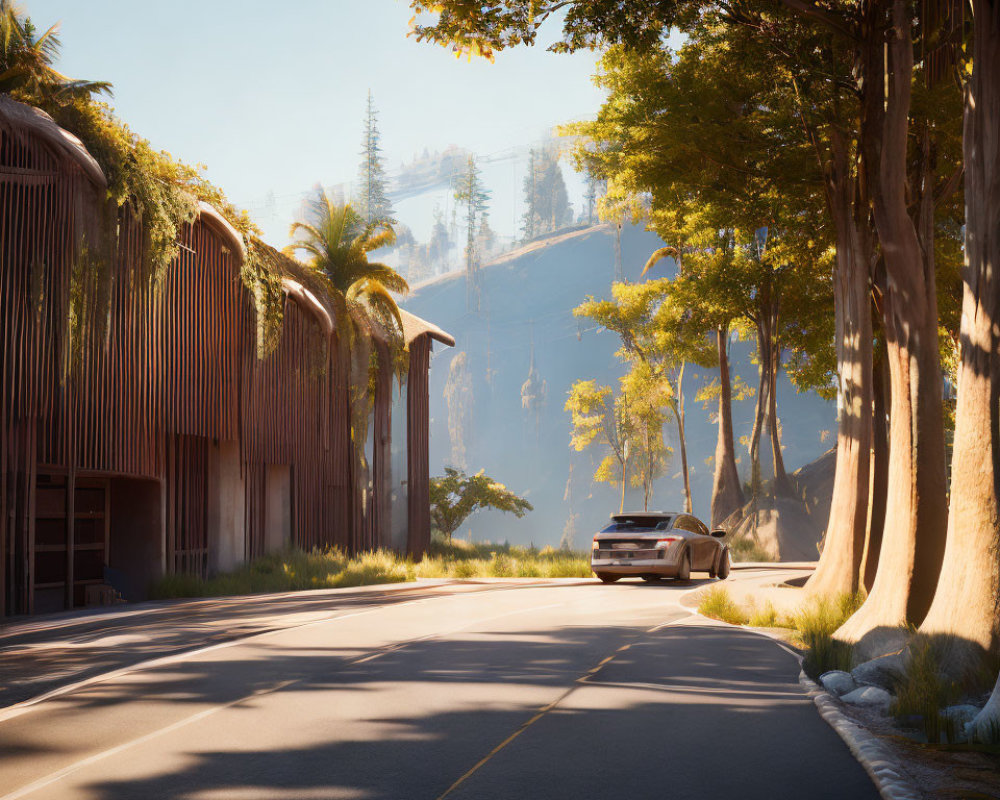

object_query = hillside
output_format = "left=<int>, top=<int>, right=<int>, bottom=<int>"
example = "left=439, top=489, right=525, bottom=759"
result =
left=403, top=223, right=836, bottom=551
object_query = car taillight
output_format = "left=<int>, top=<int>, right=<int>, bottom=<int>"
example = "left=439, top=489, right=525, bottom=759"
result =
left=656, top=536, right=681, bottom=547
left=592, top=538, right=600, bottom=549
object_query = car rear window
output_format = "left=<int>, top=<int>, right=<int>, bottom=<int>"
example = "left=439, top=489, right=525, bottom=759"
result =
left=600, top=516, right=671, bottom=533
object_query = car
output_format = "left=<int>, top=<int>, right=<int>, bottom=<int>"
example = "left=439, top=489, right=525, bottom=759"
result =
left=591, top=511, right=731, bottom=584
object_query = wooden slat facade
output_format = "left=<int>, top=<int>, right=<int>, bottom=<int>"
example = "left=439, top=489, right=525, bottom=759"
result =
left=0, top=99, right=449, bottom=617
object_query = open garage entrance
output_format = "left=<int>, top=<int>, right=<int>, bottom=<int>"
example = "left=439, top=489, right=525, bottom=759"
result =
left=31, top=471, right=162, bottom=613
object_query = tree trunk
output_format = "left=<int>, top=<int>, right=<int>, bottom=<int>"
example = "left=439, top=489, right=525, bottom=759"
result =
left=807, top=139, right=874, bottom=600
left=861, top=339, right=889, bottom=592
left=836, top=1, right=949, bottom=658
left=711, top=324, right=745, bottom=527
left=768, top=322, right=792, bottom=494
left=748, top=321, right=770, bottom=494
left=918, top=1, right=1000, bottom=680
left=675, top=363, right=693, bottom=514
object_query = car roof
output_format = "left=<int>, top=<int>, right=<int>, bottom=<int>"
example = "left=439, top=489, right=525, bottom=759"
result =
left=610, top=511, right=680, bottom=519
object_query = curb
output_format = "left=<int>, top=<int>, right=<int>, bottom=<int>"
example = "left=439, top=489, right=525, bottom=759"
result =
left=799, top=669, right=921, bottom=799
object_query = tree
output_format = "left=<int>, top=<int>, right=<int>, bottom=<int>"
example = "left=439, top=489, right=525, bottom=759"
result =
left=0, top=1, right=110, bottom=103
left=574, top=276, right=714, bottom=514
left=444, top=351, right=473, bottom=469
left=453, top=154, right=490, bottom=311
left=355, top=89, right=395, bottom=227
left=285, top=189, right=410, bottom=506
left=566, top=378, right=669, bottom=512
left=286, top=188, right=407, bottom=345
left=430, top=468, right=533, bottom=542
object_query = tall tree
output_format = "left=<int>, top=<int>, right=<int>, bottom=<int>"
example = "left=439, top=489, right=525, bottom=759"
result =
left=453, top=154, right=490, bottom=312
left=575, top=276, right=714, bottom=514
left=355, top=89, right=395, bottom=227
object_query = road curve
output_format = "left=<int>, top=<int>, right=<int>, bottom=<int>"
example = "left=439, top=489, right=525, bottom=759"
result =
left=0, top=575, right=878, bottom=799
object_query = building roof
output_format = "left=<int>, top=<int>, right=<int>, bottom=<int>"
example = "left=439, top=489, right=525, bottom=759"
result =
left=399, top=309, right=456, bottom=347
left=0, top=95, right=106, bottom=189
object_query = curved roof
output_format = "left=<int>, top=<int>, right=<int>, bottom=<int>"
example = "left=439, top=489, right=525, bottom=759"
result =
left=0, top=95, right=106, bottom=189
left=197, top=201, right=246, bottom=261
left=281, top=277, right=333, bottom=335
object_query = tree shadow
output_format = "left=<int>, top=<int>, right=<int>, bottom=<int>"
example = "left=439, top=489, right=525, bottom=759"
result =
left=6, top=623, right=881, bottom=799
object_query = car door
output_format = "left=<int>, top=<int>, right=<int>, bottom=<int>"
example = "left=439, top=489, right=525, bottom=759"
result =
left=673, top=516, right=706, bottom=569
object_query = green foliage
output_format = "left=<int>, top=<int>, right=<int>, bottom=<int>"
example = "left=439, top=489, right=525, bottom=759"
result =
left=421, top=536, right=592, bottom=578
left=150, top=548, right=412, bottom=599
left=522, top=146, right=572, bottom=239
left=429, top=467, right=533, bottom=541
left=0, top=1, right=110, bottom=102
left=791, top=593, right=863, bottom=678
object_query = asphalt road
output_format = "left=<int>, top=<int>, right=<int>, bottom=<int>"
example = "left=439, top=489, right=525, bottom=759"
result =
left=0, top=575, right=878, bottom=799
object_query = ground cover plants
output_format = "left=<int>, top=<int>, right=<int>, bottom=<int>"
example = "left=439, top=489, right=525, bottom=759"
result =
left=697, top=586, right=863, bottom=677
left=150, top=538, right=592, bottom=599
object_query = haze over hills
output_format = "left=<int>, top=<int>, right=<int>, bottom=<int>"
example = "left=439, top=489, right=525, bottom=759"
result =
left=403, top=223, right=837, bottom=549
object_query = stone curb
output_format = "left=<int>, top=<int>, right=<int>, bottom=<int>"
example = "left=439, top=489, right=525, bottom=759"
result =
left=798, top=672, right=922, bottom=800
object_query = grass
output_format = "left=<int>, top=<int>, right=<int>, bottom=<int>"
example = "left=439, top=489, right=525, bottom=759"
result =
left=697, top=586, right=863, bottom=678
left=150, top=537, right=593, bottom=599
left=727, top=535, right=775, bottom=563
left=891, top=638, right=964, bottom=743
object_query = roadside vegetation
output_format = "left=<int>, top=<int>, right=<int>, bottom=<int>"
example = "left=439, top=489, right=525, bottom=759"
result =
left=697, top=587, right=863, bottom=677
left=150, top=538, right=591, bottom=599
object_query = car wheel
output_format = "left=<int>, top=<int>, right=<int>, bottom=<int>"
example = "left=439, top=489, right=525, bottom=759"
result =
left=717, top=547, right=731, bottom=580
left=675, top=550, right=691, bottom=582
left=596, top=573, right=620, bottom=584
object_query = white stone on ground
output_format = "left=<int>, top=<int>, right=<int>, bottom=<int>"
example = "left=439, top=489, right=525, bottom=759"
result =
left=851, top=652, right=905, bottom=690
left=840, top=686, right=892, bottom=707
left=819, top=670, right=857, bottom=697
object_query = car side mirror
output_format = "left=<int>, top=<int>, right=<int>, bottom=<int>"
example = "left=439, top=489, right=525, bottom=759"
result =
left=710, top=529, right=727, bottom=539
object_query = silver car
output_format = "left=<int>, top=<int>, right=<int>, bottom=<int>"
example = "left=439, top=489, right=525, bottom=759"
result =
left=591, top=511, right=731, bottom=583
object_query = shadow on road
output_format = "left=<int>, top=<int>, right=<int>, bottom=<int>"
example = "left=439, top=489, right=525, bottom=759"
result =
left=25, top=613, right=879, bottom=800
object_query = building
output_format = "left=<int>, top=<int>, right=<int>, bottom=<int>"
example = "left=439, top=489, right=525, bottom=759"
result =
left=0, top=97, right=452, bottom=616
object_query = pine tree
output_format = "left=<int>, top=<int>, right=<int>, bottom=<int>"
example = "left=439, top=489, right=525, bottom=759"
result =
left=521, top=148, right=540, bottom=240
left=355, top=89, right=395, bottom=227
left=453, top=155, right=490, bottom=312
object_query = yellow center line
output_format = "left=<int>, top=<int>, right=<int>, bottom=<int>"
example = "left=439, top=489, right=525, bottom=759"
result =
left=436, top=615, right=685, bottom=800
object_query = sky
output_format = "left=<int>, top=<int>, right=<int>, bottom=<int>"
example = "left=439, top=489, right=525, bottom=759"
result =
left=39, top=1, right=607, bottom=246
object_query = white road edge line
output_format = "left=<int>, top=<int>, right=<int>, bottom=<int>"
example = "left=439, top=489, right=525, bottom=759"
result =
left=0, top=583, right=565, bottom=725
left=0, top=599, right=567, bottom=800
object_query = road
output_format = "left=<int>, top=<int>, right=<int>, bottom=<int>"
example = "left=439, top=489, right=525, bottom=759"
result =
left=0, top=573, right=878, bottom=799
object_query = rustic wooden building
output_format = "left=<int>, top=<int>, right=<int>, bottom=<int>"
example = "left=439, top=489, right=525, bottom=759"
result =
left=0, top=97, right=452, bottom=616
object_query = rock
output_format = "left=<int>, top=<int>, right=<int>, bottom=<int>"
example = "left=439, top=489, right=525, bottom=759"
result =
left=819, top=670, right=857, bottom=697
left=938, top=705, right=980, bottom=744
left=851, top=653, right=905, bottom=690
left=841, top=686, right=892, bottom=707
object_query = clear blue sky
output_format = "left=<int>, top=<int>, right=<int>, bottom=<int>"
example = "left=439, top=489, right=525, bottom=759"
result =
left=39, top=1, right=606, bottom=245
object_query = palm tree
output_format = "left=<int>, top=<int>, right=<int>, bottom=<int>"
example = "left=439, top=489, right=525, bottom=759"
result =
left=286, top=189, right=409, bottom=549
left=286, top=187, right=408, bottom=351
left=0, top=1, right=111, bottom=103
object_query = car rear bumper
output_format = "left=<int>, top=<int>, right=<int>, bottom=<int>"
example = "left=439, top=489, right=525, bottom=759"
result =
left=591, top=552, right=683, bottom=576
